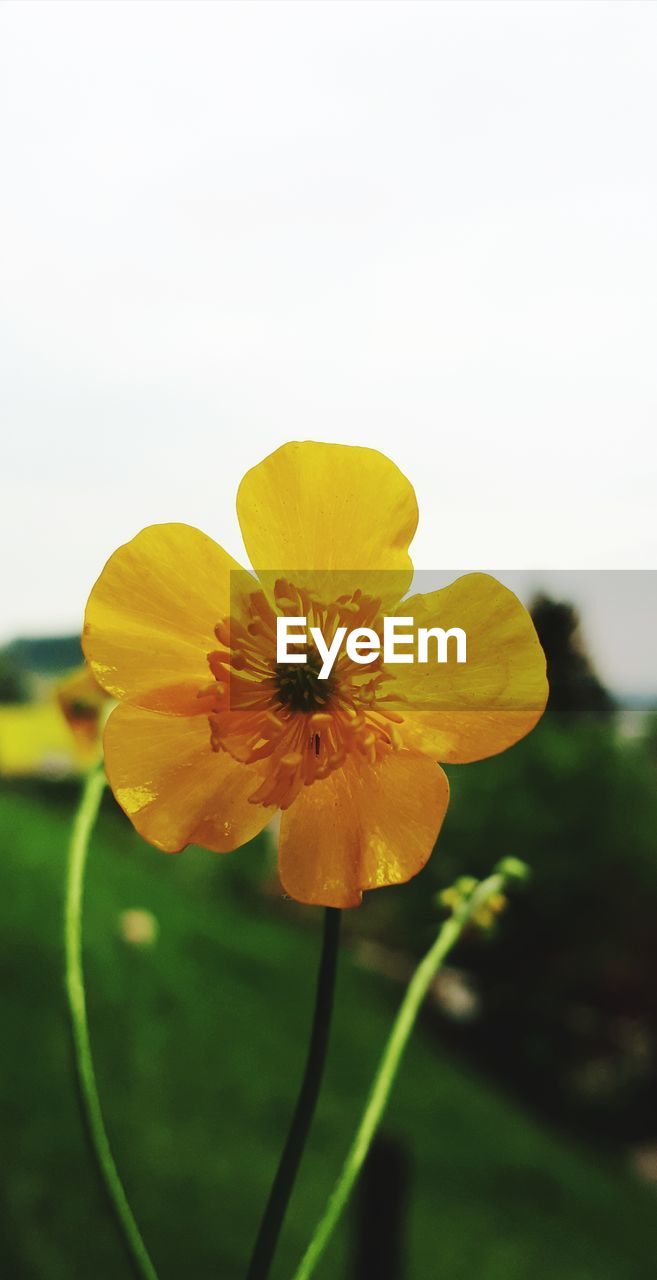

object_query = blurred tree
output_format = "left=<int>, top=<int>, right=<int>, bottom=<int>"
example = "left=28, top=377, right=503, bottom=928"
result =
left=530, top=596, right=614, bottom=718
left=375, top=715, right=657, bottom=1144
left=6, top=635, right=83, bottom=676
left=0, top=647, right=27, bottom=703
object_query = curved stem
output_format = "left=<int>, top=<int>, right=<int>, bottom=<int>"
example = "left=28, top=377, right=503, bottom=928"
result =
left=64, top=764, right=159, bottom=1280
left=292, top=871, right=511, bottom=1280
left=246, top=906, right=341, bottom=1280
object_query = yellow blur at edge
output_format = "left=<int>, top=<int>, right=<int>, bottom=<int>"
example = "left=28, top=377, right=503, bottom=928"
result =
left=0, top=701, right=92, bottom=778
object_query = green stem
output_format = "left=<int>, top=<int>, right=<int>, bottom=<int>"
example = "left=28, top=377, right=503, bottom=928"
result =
left=292, top=871, right=510, bottom=1280
left=64, top=764, right=159, bottom=1280
left=246, top=906, right=341, bottom=1280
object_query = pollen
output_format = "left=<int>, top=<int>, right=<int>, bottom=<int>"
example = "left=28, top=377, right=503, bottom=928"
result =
left=205, top=579, right=404, bottom=810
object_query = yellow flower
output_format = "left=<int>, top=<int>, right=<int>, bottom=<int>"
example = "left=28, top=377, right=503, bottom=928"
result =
left=57, top=663, right=112, bottom=760
left=82, top=442, right=547, bottom=907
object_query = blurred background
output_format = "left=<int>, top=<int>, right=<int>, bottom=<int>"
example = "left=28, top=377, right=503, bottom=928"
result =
left=2, top=2, right=657, bottom=1277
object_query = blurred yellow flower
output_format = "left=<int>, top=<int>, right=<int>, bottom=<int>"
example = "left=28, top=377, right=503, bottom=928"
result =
left=57, top=664, right=112, bottom=760
left=83, top=442, right=547, bottom=907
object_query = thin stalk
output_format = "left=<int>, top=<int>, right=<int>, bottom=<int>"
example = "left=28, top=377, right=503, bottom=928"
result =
left=246, top=906, right=341, bottom=1280
left=292, top=871, right=511, bottom=1280
left=64, top=764, right=159, bottom=1280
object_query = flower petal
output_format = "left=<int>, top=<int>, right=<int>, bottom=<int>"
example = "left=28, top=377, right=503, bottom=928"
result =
left=236, top=441, right=418, bottom=600
left=278, top=751, right=449, bottom=907
left=83, top=523, right=246, bottom=713
left=103, top=703, right=274, bottom=852
left=389, top=574, right=548, bottom=763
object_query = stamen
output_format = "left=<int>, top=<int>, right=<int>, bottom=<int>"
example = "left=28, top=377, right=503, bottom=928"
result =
left=206, top=584, right=406, bottom=808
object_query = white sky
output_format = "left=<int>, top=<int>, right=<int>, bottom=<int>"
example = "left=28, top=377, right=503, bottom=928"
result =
left=1, top=1, right=656, bottom=685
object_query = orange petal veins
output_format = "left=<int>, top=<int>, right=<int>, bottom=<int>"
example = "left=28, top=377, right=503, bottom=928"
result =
left=389, top=574, right=548, bottom=763
left=83, top=523, right=247, bottom=714
left=103, top=703, right=275, bottom=852
left=278, top=751, right=449, bottom=908
left=236, top=441, right=418, bottom=602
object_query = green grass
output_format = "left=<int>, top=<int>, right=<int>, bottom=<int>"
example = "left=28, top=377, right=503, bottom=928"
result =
left=1, top=785, right=656, bottom=1279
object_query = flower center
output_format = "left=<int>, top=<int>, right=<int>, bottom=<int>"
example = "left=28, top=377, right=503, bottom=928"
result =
left=274, top=646, right=335, bottom=714
left=204, top=579, right=405, bottom=809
